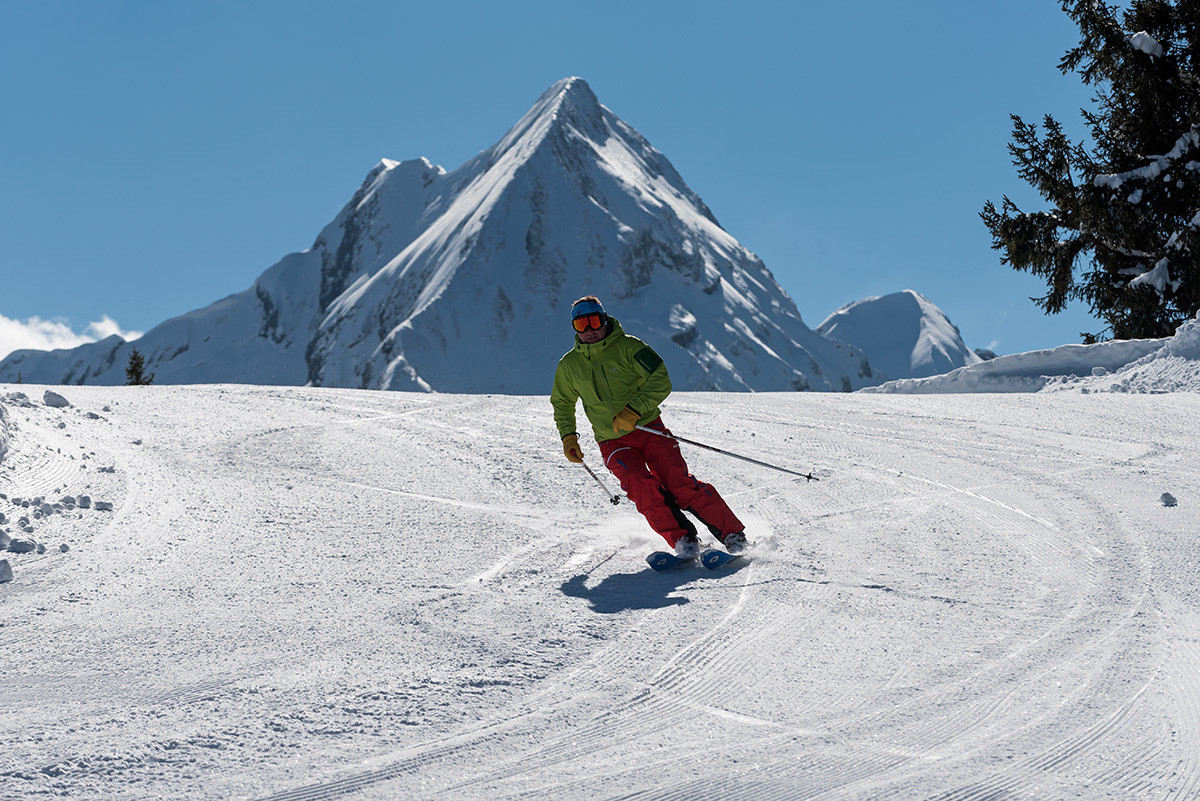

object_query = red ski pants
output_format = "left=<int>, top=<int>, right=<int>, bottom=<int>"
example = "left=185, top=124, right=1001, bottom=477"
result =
left=598, top=420, right=744, bottom=548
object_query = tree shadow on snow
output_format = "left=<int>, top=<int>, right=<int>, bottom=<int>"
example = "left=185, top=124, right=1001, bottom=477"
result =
left=559, top=570, right=695, bottom=614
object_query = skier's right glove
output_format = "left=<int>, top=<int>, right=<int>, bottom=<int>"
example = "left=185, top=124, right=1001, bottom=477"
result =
left=562, top=434, right=584, bottom=463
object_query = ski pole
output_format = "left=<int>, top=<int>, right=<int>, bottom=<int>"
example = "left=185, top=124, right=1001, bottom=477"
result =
left=581, top=461, right=621, bottom=505
left=635, top=424, right=819, bottom=482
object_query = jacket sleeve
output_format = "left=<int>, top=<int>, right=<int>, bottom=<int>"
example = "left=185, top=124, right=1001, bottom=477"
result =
left=550, top=358, right=580, bottom=440
left=627, top=343, right=672, bottom=416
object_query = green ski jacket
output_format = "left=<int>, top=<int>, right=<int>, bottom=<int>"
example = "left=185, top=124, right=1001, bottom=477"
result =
left=551, top=317, right=672, bottom=443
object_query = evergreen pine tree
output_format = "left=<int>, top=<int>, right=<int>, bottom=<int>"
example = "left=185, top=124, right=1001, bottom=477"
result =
left=981, top=0, right=1200, bottom=341
left=125, top=348, right=155, bottom=386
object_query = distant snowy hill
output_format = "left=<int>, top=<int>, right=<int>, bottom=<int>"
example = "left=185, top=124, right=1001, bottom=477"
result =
left=0, top=77, right=872, bottom=393
left=817, top=290, right=981, bottom=381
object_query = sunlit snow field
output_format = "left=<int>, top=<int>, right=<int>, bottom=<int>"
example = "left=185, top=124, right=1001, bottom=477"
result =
left=2, top=383, right=1199, bottom=800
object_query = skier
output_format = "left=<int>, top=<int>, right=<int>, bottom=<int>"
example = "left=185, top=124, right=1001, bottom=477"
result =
left=551, top=296, right=747, bottom=559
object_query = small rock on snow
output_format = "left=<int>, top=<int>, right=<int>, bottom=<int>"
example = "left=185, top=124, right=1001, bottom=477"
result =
left=7, top=538, right=37, bottom=554
left=94, top=501, right=114, bottom=512
left=0, top=560, right=12, bottom=583
left=1161, top=492, right=1178, bottom=507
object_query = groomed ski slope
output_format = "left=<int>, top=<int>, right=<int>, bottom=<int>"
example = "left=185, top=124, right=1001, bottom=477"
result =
left=2, top=385, right=1200, bottom=800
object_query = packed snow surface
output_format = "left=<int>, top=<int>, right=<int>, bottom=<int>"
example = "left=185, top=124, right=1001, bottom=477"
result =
left=2, top=382, right=1199, bottom=800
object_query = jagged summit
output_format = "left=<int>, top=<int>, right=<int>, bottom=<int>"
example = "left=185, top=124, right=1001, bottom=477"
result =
left=471, top=77, right=603, bottom=170
left=530, top=76, right=602, bottom=124
left=0, top=78, right=873, bottom=393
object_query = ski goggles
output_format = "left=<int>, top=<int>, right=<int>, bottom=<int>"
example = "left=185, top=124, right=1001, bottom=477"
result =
left=572, top=313, right=606, bottom=332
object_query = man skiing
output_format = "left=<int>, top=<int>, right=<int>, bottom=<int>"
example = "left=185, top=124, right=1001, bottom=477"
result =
left=551, top=295, right=747, bottom=560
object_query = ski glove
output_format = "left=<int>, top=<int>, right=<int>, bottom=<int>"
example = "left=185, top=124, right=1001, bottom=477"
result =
left=612, top=406, right=640, bottom=435
left=562, top=433, right=584, bottom=463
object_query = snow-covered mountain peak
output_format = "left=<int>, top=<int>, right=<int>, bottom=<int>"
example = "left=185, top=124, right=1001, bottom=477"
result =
left=817, top=290, right=981, bottom=380
left=0, top=78, right=874, bottom=393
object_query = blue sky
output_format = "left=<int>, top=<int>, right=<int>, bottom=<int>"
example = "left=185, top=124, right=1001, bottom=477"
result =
left=2, top=0, right=1103, bottom=360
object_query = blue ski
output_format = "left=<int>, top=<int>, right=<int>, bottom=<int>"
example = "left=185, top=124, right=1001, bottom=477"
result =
left=646, top=551, right=697, bottom=572
left=701, top=549, right=746, bottom=570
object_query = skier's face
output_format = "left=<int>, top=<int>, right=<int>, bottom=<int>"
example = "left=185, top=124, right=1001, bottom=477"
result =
left=577, top=321, right=608, bottom=344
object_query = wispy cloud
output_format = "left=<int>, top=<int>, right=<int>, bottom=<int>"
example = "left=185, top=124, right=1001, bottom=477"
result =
left=0, top=314, right=143, bottom=362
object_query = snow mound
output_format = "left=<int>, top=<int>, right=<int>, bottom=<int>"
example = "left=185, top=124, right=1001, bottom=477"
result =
left=817, top=290, right=980, bottom=380
left=861, top=338, right=1165, bottom=394
left=862, top=314, right=1200, bottom=394
left=1044, top=315, right=1200, bottom=394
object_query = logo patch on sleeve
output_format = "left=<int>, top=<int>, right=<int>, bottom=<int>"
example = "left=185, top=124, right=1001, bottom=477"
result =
left=634, top=347, right=663, bottom=374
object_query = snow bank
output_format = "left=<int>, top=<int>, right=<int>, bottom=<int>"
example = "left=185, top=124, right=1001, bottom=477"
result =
left=859, top=337, right=1165, bottom=394
left=861, top=314, right=1200, bottom=394
left=1045, top=315, right=1200, bottom=394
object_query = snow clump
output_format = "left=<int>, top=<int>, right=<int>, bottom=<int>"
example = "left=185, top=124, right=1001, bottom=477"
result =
left=43, top=390, right=70, bottom=408
left=0, top=398, right=9, bottom=464
left=1129, top=31, right=1164, bottom=57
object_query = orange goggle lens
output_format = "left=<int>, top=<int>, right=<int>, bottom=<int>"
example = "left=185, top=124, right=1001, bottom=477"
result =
left=573, top=313, right=604, bottom=332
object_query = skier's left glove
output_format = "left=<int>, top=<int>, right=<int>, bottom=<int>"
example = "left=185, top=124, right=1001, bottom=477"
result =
left=612, top=406, right=640, bottom=435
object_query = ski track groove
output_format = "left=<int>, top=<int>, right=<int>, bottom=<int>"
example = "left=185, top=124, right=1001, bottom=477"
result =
left=2, top=449, right=78, bottom=497
left=1162, top=623, right=1200, bottom=800
left=689, top=413, right=1171, bottom=799
left=254, top=557, right=793, bottom=800
left=828, top=441, right=1168, bottom=799
left=439, top=461, right=1055, bottom=801
left=438, top=569, right=780, bottom=794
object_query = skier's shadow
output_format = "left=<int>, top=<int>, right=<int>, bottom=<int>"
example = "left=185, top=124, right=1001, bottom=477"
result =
left=560, top=571, right=693, bottom=614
